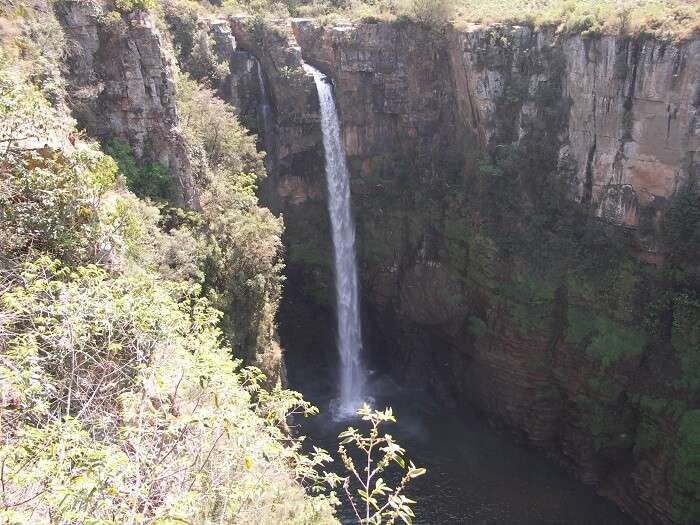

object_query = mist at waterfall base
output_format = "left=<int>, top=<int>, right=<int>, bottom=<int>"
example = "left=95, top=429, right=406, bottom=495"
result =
left=305, top=64, right=367, bottom=419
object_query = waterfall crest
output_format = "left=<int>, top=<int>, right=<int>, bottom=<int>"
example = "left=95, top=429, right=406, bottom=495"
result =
left=304, top=64, right=366, bottom=417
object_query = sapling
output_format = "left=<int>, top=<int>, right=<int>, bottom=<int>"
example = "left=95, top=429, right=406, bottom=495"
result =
left=324, top=404, right=426, bottom=525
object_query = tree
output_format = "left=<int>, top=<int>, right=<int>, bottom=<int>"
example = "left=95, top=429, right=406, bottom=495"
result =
left=325, top=405, right=426, bottom=524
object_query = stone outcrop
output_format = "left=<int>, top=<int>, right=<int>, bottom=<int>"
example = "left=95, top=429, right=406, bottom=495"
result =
left=56, top=0, right=197, bottom=208
left=450, top=27, right=700, bottom=227
left=224, top=16, right=326, bottom=212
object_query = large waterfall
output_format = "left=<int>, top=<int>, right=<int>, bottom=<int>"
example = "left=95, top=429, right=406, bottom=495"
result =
left=304, top=64, right=366, bottom=417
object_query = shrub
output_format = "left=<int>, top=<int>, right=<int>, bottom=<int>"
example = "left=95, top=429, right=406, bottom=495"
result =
left=671, top=293, right=700, bottom=390
left=104, top=139, right=175, bottom=201
left=0, top=258, right=338, bottom=524
left=565, top=310, right=646, bottom=369
left=175, top=74, right=282, bottom=374
left=0, top=144, right=117, bottom=265
left=672, top=410, right=700, bottom=522
left=324, top=405, right=426, bottom=524
left=114, top=0, right=158, bottom=13
left=585, top=317, right=647, bottom=369
left=404, top=0, right=453, bottom=27
left=187, top=28, right=231, bottom=85
left=162, top=0, right=200, bottom=59
left=662, top=182, right=700, bottom=263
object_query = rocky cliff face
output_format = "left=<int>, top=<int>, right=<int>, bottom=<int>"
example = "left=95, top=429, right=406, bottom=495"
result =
left=56, top=0, right=197, bottom=207
left=449, top=27, right=700, bottom=228
left=294, top=21, right=700, bottom=228
left=225, top=16, right=325, bottom=207
left=225, top=18, right=700, bottom=525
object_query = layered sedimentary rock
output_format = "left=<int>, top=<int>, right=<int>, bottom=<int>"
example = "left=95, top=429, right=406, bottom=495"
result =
left=56, top=0, right=197, bottom=207
left=451, top=27, right=700, bottom=227
left=225, top=17, right=326, bottom=210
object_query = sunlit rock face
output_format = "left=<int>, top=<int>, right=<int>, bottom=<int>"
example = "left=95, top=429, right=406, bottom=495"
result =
left=56, top=0, right=197, bottom=208
left=228, top=18, right=700, bottom=525
left=295, top=21, right=700, bottom=228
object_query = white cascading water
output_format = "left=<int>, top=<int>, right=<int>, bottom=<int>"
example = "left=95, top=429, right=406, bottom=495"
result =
left=256, top=62, right=275, bottom=173
left=304, top=64, right=366, bottom=417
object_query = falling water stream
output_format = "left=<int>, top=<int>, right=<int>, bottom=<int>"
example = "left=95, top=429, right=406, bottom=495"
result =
left=305, top=63, right=366, bottom=417
left=287, top=63, right=636, bottom=525
left=256, top=61, right=275, bottom=174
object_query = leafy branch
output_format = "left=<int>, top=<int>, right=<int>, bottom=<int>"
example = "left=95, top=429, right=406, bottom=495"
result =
left=324, top=404, right=425, bottom=524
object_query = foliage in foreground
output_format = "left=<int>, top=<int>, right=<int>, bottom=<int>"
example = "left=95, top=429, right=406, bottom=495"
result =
left=0, top=12, right=337, bottom=522
left=0, top=259, right=336, bottom=524
left=325, top=405, right=425, bottom=525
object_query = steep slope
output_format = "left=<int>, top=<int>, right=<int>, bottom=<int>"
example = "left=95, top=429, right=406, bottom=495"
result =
left=0, top=4, right=338, bottom=522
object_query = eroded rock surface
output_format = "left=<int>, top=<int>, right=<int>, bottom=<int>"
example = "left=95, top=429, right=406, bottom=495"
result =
left=57, top=0, right=197, bottom=207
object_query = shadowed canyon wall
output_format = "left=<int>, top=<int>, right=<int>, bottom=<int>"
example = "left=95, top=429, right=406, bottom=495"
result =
left=221, top=18, right=700, bottom=525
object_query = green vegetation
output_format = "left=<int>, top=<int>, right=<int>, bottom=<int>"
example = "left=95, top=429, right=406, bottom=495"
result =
left=0, top=6, right=431, bottom=523
left=188, top=28, right=231, bottom=85
left=174, top=73, right=283, bottom=372
left=114, top=0, right=158, bottom=13
left=671, top=293, right=700, bottom=390
left=453, top=0, right=700, bottom=38
left=662, top=180, right=700, bottom=264
left=0, top=17, right=341, bottom=518
left=0, top=257, right=336, bottom=524
left=219, top=0, right=699, bottom=38
left=672, top=410, right=700, bottom=523
left=327, top=405, right=426, bottom=524
left=105, top=139, right=175, bottom=201
left=574, top=375, right=636, bottom=451
left=468, top=315, right=489, bottom=337
left=566, top=312, right=647, bottom=368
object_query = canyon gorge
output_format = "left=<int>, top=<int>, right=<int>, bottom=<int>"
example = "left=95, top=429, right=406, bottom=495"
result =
left=22, top=1, right=700, bottom=523
left=219, top=14, right=700, bottom=525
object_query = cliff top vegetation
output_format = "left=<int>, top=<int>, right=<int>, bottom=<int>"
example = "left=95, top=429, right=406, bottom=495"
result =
left=217, top=0, right=700, bottom=40
left=457, top=0, right=699, bottom=38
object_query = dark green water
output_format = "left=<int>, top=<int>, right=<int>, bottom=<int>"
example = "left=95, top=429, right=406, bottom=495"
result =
left=281, top=294, right=636, bottom=525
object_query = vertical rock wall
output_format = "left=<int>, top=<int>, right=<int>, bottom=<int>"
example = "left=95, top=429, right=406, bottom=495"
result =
left=449, top=27, right=700, bottom=227
left=271, top=19, right=699, bottom=525
left=56, top=0, right=197, bottom=208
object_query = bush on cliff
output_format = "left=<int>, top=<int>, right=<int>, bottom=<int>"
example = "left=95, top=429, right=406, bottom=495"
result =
left=401, top=0, right=453, bottom=27
left=105, top=139, right=175, bottom=201
left=175, top=73, right=284, bottom=377
left=0, top=30, right=338, bottom=524
left=114, top=0, right=158, bottom=13
left=672, top=410, right=700, bottom=523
